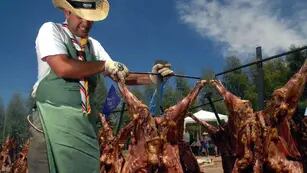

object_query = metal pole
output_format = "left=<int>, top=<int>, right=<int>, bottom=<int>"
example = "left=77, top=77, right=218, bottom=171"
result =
left=205, top=93, right=222, bottom=126
left=129, top=72, right=201, bottom=80
left=256, top=46, right=265, bottom=110
left=116, top=102, right=126, bottom=135
left=110, top=98, right=224, bottom=113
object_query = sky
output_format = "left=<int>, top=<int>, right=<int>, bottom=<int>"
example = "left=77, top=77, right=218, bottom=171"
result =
left=1, top=0, right=307, bottom=106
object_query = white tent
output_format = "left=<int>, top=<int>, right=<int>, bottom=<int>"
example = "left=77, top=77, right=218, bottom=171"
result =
left=184, top=110, right=228, bottom=125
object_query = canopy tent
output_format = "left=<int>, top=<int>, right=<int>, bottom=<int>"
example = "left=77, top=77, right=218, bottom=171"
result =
left=184, top=110, right=228, bottom=125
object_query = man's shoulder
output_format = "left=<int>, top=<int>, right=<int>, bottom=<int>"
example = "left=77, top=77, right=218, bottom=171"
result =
left=39, top=22, right=62, bottom=33
left=88, top=36, right=99, bottom=44
left=40, top=21, right=57, bottom=27
left=88, top=37, right=103, bottom=48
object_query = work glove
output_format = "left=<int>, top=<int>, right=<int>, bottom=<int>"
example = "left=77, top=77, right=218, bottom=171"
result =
left=149, top=63, right=174, bottom=84
left=104, top=60, right=129, bottom=82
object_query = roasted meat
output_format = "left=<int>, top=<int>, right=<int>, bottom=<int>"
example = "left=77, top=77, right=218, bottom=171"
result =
left=117, top=80, right=207, bottom=173
left=211, top=80, right=263, bottom=173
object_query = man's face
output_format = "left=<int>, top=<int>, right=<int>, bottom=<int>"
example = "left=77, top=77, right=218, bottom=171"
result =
left=64, top=10, right=93, bottom=38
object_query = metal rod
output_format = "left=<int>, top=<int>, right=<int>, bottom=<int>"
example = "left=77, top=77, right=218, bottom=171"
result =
left=111, top=98, right=224, bottom=113
left=116, top=102, right=126, bottom=135
left=190, top=98, right=224, bottom=110
left=129, top=71, right=201, bottom=80
left=204, top=93, right=222, bottom=126
left=215, top=46, right=307, bottom=77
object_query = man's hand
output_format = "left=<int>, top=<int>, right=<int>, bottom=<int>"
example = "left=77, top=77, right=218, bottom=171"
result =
left=150, top=63, right=174, bottom=84
left=104, top=60, right=129, bottom=82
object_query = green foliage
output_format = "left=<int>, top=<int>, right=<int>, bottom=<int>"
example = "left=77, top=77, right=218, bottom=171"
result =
left=162, top=84, right=177, bottom=108
left=143, top=85, right=156, bottom=105
left=263, top=59, right=289, bottom=98
left=285, top=46, right=307, bottom=112
left=4, top=93, right=29, bottom=145
left=108, top=102, right=131, bottom=135
left=175, top=76, right=191, bottom=100
left=130, top=86, right=146, bottom=102
left=222, top=56, right=257, bottom=104
left=286, top=45, right=307, bottom=77
left=199, top=69, right=228, bottom=115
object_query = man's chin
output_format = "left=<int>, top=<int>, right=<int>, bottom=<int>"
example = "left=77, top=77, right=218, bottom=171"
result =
left=78, top=32, right=89, bottom=38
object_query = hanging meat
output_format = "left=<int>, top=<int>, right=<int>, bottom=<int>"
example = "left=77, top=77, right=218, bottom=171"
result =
left=259, top=60, right=306, bottom=173
left=98, top=113, right=134, bottom=173
left=211, top=80, right=263, bottom=173
left=0, top=137, right=16, bottom=172
left=188, top=113, right=236, bottom=173
left=209, top=60, right=306, bottom=173
left=117, top=80, right=207, bottom=173
left=172, top=112, right=200, bottom=173
left=294, top=117, right=307, bottom=172
left=10, top=140, right=29, bottom=173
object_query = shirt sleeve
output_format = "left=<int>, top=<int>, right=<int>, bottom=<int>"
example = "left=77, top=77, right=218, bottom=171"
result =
left=89, top=38, right=112, bottom=62
left=35, top=22, right=68, bottom=60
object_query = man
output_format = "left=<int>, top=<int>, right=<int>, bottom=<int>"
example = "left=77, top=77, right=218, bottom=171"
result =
left=28, top=0, right=173, bottom=172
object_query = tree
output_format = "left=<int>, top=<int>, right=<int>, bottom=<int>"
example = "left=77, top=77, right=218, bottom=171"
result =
left=175, top=75, right=191, bottom=100
left=286, top=45, right=307, bottom=77
left=5, top=93, right=29, bottom=147
left=199, top=69, right=228, bottom=115
left=162, top=84, right=177, bottom=109
left=285, top=45, right=307, bottom=112
left=130, top=86, right=146, bottom=102
left=262, top=59, right=289, bottom=98
left=222, top=56, right=256, bottom=105
left=143, top=84, right=156, bottom=105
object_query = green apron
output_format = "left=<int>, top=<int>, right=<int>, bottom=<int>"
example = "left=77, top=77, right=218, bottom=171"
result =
left=35, top=38, right=100, bottom=173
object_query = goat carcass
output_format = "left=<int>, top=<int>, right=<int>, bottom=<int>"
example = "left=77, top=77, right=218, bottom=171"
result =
left=0, top=137, right=16, bottom=172
left=260, top=61, right=306, bottom=173
left=211, top=80, right=263, bottom=173
left=10, top=140, right=29, bottom=173
left=172, top=112, right=200, bottom=173
left=98, top=113, right=134, bottom=173
left=118, top=80, right=207, bottom=173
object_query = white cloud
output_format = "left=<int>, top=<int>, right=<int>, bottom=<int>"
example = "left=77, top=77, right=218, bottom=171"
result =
left=176, top=0, right=307, bottom=59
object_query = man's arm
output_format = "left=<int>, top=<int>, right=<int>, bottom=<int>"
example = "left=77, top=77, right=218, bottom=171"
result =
left=45, top=54, right=105, bottom=79
left=125, top=73, right=152, bottom=85
left=46, top=55, right=173, bottom=85
left=46, top=55, right=151, bottom=84
left=125, top=63, right=174, bottom=85
left=46, top=55, right=152, bottom=84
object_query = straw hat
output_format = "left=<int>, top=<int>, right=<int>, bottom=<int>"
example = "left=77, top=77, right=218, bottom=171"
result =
left=52, top=0, right=110, bottom=21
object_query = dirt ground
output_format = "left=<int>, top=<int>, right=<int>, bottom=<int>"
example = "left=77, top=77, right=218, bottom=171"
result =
left=197, top=156, right=224, bottom=173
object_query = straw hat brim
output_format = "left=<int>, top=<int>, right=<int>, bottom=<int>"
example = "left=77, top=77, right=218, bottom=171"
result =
left=52, top=0, right=109, bottom=21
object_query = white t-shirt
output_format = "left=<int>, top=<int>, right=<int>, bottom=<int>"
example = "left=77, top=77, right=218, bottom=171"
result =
left=32, top=22, right=112, bottom=97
